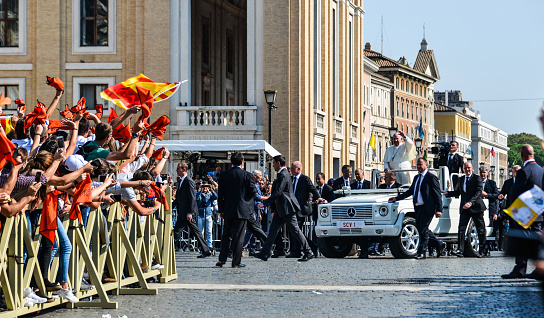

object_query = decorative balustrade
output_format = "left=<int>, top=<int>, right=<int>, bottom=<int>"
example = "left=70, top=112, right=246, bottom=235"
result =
left=178, top=106, right=258, bottom=130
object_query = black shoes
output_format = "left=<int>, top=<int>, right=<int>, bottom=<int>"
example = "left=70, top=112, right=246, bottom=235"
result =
left=525, top=272, right=543, bottom=280
left=436, top=243, right=446, bottom=258
left=451, top=250, right=464, bottom=257
left=298, top=253, right=315, bottom=262
left=216, top=261, right=225, bottom=267
left=415, top=254, right=426, bottom=260
left=271, top=250, right=286, bottom=258
left=197, top=251, right=212, bottom=258
left=501, top=272, right=525, bottom=279
left=286, top=253, right=301, bottom=258
left=253, top=252, right=270, bottom=261
left=358, top=253, right=369, bottom=259
left=232, top=264, right=246, bottom=268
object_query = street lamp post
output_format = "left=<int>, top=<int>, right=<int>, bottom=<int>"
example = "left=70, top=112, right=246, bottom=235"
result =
left=414, top=137, right=423, bottom=156
left=490, top=165, right=496, bottom=181
left=264, top=90, right=277, bottom=145
left=388, top=127, right=397, bottom=145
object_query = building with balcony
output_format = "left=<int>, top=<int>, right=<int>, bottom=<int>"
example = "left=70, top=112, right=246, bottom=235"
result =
left=171, top=0, right=369, bottom=179
left=364, top=38, right=440, bottom=166
left=0, top=0, right=172, bottom=122
left=471, top=115, right=509, bottom=186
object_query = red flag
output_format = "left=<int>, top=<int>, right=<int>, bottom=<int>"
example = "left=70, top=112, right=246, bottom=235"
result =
left=46, top=76, right=64, bottom=92
left=112, top=123, right=131, bottom=143
left=40, top=190, right=61, bottom=246
left=24, top=103, right=47, bottom=130
left=135, top=85, right=154, bottom=122
left=150, top=183, right=169, bottom=211
left=140, top=115, right=170, bottom=141
left=151, top=147, right=165, bottom=160
left=69, top=174, right=92, bottom=223
left=107, top=107, right=118, bottom=123
left=0, top=133, right=18, bottom=170
left=15, top=99, right=26, bottom=114
left=95, top=104, right=103, bottom=120
left=71, top=97, right=87, bottom=114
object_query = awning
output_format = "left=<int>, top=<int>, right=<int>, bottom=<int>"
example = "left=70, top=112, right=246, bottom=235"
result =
left=153, top=140, right=281, bottom=157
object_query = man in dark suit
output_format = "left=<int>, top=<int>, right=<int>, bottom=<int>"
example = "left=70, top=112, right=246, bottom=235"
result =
left=480, top=166, right=499, bottom=253
left=389, top=158, right=444, bottom=259
left=502, top=145, right=543, bottom=279
left=351, top=168, right=371, bottom=190
left=173, top=162, right=212, bottom=258
left=445, top=161, right=487, bottom=257
left=435, top=141, right=464, bottom=175
left=243, top=170, right=268, bottom=252
left=496, top=165, right=521, bottom=251
left=332, top=165, right=355, bottom=191
left=288, top=161, right=324, bottom=257
left=253, top=155, right=315, bottom=262
left=315, top=173, right=335, bottom=203
left=216, top=152, right=256, bottom=268
left=379, top=171, right=402, bottom=189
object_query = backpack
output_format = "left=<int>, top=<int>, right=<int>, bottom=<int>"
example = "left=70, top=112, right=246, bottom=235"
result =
left=76, top=141, right=101, bottom=160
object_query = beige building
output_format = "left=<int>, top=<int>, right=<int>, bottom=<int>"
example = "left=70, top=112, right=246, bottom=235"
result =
left=171, top=0, right=370, bottom=179
left=0, top=0, right=171, bottom=125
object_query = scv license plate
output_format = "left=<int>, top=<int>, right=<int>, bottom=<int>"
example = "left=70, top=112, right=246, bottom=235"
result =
left=336, top=221, right=363, bottom=228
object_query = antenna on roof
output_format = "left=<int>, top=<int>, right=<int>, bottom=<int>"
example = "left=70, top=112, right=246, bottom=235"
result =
left=380, top=16, right=384, bottom=54
left=423, top=23, right=425, bottom=39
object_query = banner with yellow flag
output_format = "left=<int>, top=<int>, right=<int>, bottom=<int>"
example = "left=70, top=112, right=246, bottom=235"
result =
left=100, top=74, right=181, bottom=110
left=504, top=185, right=544, bottom=229
left=369, top=130, right=376, bottom=151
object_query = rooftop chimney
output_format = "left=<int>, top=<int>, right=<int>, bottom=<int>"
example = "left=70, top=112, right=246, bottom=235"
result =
left=365, top=42, right=371, bottom=50
left=420, top=37, right=428, bottom=52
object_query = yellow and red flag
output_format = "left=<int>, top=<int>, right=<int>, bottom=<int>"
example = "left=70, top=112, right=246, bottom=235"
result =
left=0, top=116, right=13, bottom=134
left=100, top=74, right=180, bottom=110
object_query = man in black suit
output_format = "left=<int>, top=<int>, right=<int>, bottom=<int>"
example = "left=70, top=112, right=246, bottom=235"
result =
left=379, top=171, right=402, bottom=189
left=216, top=152, right=256, bottom=268
left=173, top=162, right=212, bottom=258
left=253, top=155, right=315, bottom=262
left=444, top=162, right=487, bottom=257
left=502, top=145, right=543, bottom=279
left=332, top=165, right=355, bottom=191
left=435, top=141, right=464, bottom=175
left=288, top=161, right=324, bottom=257
left=351, top=168, right=371, bottom=190
left=315, top=173, right=335, bottom=203
left=389, top=158, right=444, bottom=259
left=496, top=165, right=521, bottom=251
left=480, top=166, right=499, bottom=253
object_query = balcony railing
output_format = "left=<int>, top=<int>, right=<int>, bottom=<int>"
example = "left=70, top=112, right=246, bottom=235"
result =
left=177, top=106, right=258, bottom=130
left=333, top=117, right=344, bottom=140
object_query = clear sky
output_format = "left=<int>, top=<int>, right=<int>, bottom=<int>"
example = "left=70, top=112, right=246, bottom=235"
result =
left=364, top=0, right=544, bottom=138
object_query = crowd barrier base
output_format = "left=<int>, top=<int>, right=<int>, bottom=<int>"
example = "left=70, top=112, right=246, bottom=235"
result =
left=0, top=187, right=177, bottom=317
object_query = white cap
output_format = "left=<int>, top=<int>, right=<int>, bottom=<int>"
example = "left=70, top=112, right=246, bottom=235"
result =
left=65, top=154, right=87, bottom=172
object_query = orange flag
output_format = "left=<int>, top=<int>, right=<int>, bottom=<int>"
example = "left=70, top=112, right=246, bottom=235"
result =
left=46, top=76, right=64, bottom=91
left=140, top=115, right=170, bottom=141
left=0, top=92, right=11, bottom=107
left=0, top=132, right=18, bottom=170
left=40, top=190, right=61, bottom=246
left=112, top=123, right=131, bottom=143
left=151, top=147, right=165, bottom=160
left=15, top=99, right=26, bottom=114
left=95, top=104, right=103, bottom=120
left=150, top=183, right=169, bottom=211
left=71, top=97, right=87, bottom=114
left=135, top=85, right=154, bottom=122
left=48, top=119, right=71, bottom=134
left=59, top=104, right=73, bottom=119
left=107, top=107, right=118, bottom=124
left=24, top=102, right=47, bottom=130
left=69, top=174, right=92, bottom=223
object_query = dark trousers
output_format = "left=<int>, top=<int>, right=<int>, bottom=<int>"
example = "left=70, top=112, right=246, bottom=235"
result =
left=219, top=218, right=247, bottom=266
left=289, top=216, right=317, bottom=256
left=247, top=213, right=267, bottom=243
left=262, top=212, right=310, bottom=256
left=458, top=211, right=486, bottom=254
left=512, top=221, right=542, bottom=276
left=173, top=215, right=211, bottom=254
left=492, top=217, right=506, bottom=250
left=415, top=206, right=442, bottom=254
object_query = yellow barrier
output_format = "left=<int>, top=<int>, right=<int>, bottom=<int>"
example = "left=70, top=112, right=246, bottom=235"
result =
left=0, top=187, right=177, bottom=317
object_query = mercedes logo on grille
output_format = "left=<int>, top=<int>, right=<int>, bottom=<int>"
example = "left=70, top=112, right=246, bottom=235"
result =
left=347, top=208, right=356, bottom=217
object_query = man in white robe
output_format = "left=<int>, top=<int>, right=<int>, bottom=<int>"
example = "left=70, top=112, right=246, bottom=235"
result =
left=383, top=131, right=417, bottom=185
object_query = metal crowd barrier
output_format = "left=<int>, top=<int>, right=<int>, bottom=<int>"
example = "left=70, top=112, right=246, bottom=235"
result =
left=0, top=187, right=177, bottom=317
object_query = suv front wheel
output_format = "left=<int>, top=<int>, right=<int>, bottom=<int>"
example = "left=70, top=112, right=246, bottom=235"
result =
left=317, top=237, right=353, bottom=258
left=389, top=217, right=419, bottom=259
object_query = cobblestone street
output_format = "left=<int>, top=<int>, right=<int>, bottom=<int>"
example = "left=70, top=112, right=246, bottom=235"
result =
left=41, top=251, right=543, bottom=317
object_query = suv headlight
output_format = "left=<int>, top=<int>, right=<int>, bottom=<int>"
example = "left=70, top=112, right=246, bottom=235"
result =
left=379, top=206, right=389, bottom=217
left=320, top=207, right=329, bottom=218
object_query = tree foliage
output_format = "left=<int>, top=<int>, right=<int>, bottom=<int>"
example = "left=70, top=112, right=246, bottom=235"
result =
left=508, top=133, right=544, bottom=166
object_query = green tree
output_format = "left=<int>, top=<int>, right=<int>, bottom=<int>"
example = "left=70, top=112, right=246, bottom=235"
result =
left=508, top=133, right=544, bottom=166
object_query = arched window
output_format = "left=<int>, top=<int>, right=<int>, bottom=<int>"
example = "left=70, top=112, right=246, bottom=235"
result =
left=401, top=79, right=404, bottom=91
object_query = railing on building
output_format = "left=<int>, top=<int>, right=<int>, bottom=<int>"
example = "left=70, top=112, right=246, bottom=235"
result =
left=178, top=106, right=257, bottom=129
left=0, top=188, right=177, bottom=317
left=333, top=117, right=344, bottom=140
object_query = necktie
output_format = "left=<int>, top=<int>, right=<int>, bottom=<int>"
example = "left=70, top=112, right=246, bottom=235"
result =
left=358, top=182, right=362, bottom=189
left=464, top=175, right=470, bottom=192
left=449, top=154, right=453, bottom=163
left=293, top=177, right=298, bottom=192
left=414, top=174, right=422, bottom=204
left=345, top=180, right=349, bottom=187
left=318, top=187, right=322, bottom=196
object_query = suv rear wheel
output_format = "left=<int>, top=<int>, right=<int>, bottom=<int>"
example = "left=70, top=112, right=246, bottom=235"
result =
left=389, top=217, right=419, bottom=259
left=317, top=237, right=353, bottom=258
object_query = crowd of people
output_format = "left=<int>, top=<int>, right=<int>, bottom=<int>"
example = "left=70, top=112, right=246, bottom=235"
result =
left=0, top=78, right=172, bottom=306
